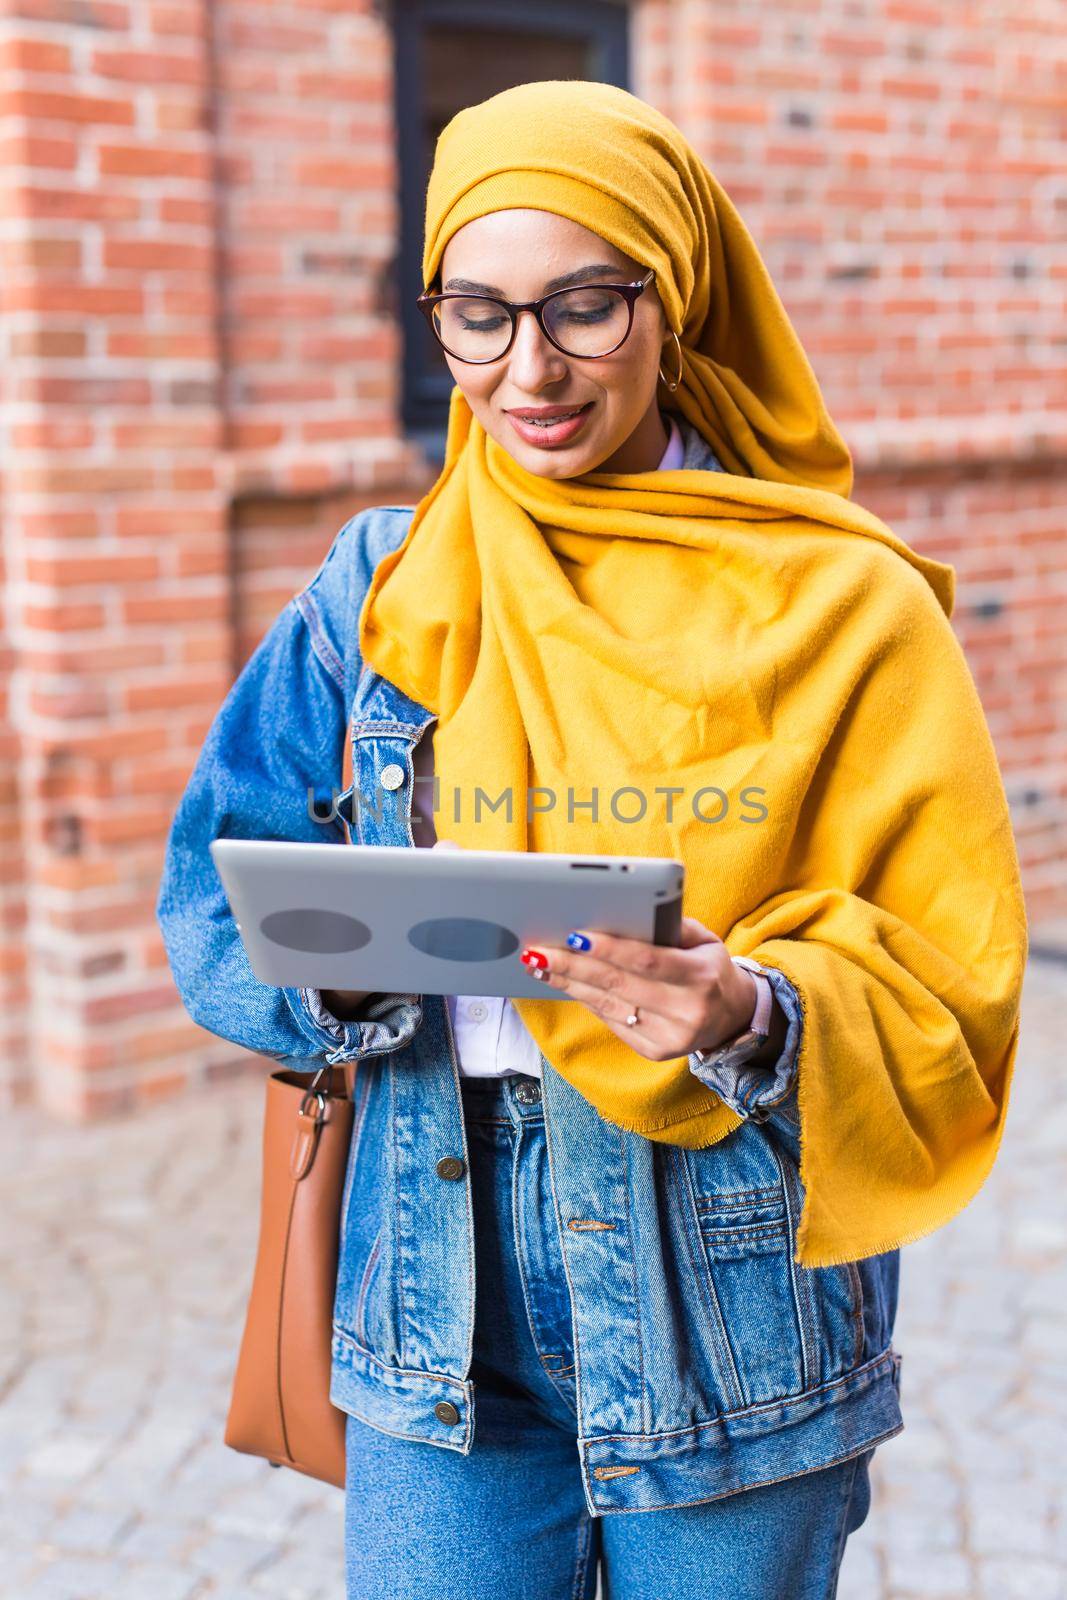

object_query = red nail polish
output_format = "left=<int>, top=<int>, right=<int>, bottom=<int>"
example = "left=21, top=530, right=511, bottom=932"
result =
left=520, top=948, right=548, bottom=970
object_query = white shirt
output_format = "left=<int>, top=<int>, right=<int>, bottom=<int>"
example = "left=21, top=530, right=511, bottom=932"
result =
left=410, top=712, right=544, bottom=1076
left=407, top=414, right=767, bottom=1078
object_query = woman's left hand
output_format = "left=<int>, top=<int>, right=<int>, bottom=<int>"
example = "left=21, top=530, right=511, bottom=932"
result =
left=517, top=918, right=758, bottom=1062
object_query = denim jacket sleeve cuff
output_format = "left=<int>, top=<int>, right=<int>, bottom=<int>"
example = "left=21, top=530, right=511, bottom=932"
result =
left=286, top=986, right=426, bottom=1065
left=687, top=964, right=803, bottom=1124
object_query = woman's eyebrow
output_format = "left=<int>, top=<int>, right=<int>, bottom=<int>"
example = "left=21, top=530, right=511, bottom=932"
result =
left=441, top=264, right=626, bottom=295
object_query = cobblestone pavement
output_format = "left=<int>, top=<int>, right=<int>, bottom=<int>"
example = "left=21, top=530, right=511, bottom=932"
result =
left=1, top=959, right=1064, bottom=1600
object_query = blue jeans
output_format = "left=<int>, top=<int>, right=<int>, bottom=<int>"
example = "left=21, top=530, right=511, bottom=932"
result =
left=344, top=1072, right=874, bottom=1600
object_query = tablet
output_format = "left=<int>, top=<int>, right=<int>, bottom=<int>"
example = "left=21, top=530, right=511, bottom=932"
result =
left=209, top=839, right=685, bottom=1001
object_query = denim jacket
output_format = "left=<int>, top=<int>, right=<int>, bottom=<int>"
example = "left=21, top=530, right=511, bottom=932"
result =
left=157, top=458, right=904, bottom=1516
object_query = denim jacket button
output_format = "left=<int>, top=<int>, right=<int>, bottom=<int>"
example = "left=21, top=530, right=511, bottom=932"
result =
left=434, top=1401, right=461, bottom=1425
left=436, top=1155, right=466, bottom=1180
left=380, top=763, right=406, bottom=790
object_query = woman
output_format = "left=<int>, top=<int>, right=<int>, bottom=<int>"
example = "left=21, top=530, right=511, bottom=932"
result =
left=157, top=81, right=1028, bottom=1600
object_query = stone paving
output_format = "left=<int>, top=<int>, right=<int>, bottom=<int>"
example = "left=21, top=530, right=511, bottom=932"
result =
left=1, top=957, right=1064, bottom=1600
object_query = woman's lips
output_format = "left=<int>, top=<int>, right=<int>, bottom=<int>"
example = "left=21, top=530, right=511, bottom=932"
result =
left=504, top=402, right=594, bottom=449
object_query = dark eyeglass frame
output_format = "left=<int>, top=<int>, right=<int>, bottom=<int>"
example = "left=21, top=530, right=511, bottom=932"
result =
left=415, top=267, right=656, bottom=364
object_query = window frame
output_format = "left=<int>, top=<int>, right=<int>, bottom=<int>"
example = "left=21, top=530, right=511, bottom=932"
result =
left=393, top=0, right=631, bottom=460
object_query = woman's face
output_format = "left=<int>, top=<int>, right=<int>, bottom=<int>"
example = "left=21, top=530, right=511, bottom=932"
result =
left=436, top=210, right=672, bottom=478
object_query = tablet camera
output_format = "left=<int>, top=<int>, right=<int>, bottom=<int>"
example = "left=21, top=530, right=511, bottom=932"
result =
left=408, top=917, right=520, bottom=962
left=260, top=908, right=372, bottom=954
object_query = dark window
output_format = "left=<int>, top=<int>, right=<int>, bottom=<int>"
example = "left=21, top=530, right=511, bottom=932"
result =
left=393, top=1, right=630, bottom=460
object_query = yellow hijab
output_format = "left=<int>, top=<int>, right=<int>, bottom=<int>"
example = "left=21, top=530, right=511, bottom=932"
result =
left=359, top=80, right=1027, bottom=1268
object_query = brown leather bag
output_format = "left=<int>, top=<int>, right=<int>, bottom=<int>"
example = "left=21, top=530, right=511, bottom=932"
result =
left=223, top=720, right=359, bottom=1490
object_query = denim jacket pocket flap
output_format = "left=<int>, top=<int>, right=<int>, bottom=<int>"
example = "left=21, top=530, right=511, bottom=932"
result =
left=695, top=1184, right=788, bottom=1260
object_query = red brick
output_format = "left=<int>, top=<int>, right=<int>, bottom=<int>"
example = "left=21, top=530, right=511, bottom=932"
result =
left=293, top=158, right=393, bottom=189
left=16, top=463, right=157, bottom=494
left=235, top=200, right=342, bottom=233
left=8, top=327, right=86, bottom=357
left=123, top=593, right=229, bottom=625
left=124, top=676, right=228, bottom=713
left=22, top=376, right=154, bottom=407
left=169, top=464, right=218, bottom=491
left=98, top=141, right=211, bottom=179
left=124, top=1020, right=203, bottom=1063
left=84, top=982, right=177, bottom=1024
left=291, top=71, right=387, bottom=99
left=24, top=602, right=108, bottom=631
left=4, top=283, right=144, bottom=316
left=26, top=642, right=167, bottom=675
left=17, top=510, right=100, bottom=540
left=7, top=1, right=129, bottom=27
left=25, top=554, right=160, bottom=586
left=0, top=37, right=72, bottom=72
left=30, top=684, right=110, bottom=717
left=112, top=419, right=221, bottom=451
left=3, top=88, right=135, bottom=125
left=0, top=185, right=141, bottom=222
left=880, top=75, right=942, bottom=100
left=148, top=3, right=210, bottom=39
left=154, top=97, right=210, bottom=134
left=231, top=107, right=334, bottom=142
left=47, top=726, right=171, bottom=762
left=820, top=32, right=886, bottom=58
left=0, top=132, right=78, bottom=169
left=13, top=419, right=95, bottom=450
left=224, top=12, right=331, bottom=52
left=160, top=284, right=217, bottom=317
left=115, top=505, right=225, bottom=538
left=158, top=194, right=213, bottom=225
left=90, top=46, right=206, bottom=84
left=103, top=238, right=214, bottom=273
left=230, top=420, right=285, bottom=449
left=2, top=234, right=82, bottom=270
left=106, top=329, right=217, bottom=360
left=180, top=634, right=230, bottom=666
left=38, top=858, right=121, bottom=891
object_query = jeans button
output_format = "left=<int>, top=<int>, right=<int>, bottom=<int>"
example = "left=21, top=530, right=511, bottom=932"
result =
left=514, top=1079, right=542, bottom=1104
left=436, top=1155, right=466, bottom=1180
left=380, top=762, right=405, bottom=791
left=435, top=1401, right=461, bottom=1426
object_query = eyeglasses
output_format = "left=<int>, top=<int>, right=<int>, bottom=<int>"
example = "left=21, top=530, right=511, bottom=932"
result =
left=416, top=268, right=656, bottom=364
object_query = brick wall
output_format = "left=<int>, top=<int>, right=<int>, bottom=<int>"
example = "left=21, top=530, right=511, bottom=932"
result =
left=0, top=0, right=1061, bottom=1117
left=637, top=0, right=1067, bottom=925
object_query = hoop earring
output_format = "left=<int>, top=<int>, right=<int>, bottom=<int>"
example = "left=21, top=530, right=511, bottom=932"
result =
left=657, top=329, right=684, bottom=392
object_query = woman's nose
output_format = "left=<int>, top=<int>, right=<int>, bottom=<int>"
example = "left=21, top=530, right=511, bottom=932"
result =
left=505, top=309, right=569, bottom=388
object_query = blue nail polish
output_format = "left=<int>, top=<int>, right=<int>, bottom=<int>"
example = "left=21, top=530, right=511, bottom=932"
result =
left=566, top=932, right=591, bottom=951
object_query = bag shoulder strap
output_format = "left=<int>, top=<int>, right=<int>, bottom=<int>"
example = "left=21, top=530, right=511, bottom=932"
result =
left=341, top=703, right=354, bottom=846
left=341, top=705, right=357, bottom=1098
left=342, top=705, right=354, bottom=792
